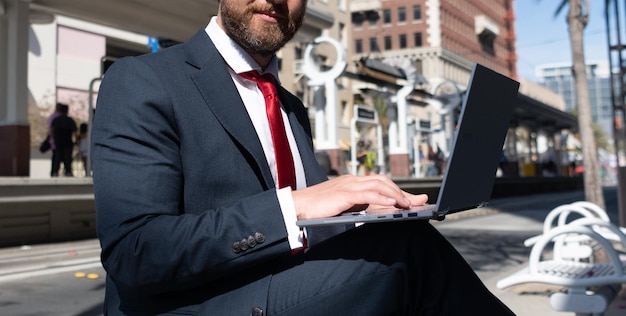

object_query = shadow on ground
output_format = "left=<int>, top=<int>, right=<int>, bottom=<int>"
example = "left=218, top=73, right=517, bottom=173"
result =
left=440, top=230, right=531, bottom=273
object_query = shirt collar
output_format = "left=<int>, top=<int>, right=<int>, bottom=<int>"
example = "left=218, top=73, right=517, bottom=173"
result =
left=205, top=17, right=280, bottom=81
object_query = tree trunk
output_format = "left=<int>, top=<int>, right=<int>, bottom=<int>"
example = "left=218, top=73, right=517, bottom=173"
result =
left=567, top=0, right=606, bottom=209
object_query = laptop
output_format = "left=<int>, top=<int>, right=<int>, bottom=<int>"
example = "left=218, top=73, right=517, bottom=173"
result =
left=296, top=63, right=520, bottom=227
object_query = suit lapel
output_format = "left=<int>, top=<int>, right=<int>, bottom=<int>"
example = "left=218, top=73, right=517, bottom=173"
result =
left=278, top=88, right=328, bottom=186
left=182, top=30, right=327, bottom=189
left=184, top=31, right=274, bottom=188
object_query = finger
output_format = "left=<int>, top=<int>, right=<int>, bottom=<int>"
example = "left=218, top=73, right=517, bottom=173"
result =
left=354, top=175, right=408, bottom=200
left=350, top=180, right=410, bottom=208
left=405, top=193, right=429, bottom=206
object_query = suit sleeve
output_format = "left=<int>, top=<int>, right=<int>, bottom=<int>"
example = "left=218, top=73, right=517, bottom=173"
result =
left=91, top=57, right=291, bottom=296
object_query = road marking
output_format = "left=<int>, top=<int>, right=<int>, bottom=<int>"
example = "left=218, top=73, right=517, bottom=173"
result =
left=0, top=260, right=102, bottom=283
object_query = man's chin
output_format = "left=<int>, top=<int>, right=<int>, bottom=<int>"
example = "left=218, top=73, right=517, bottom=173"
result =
left=247, top=32, right=288, bottom=54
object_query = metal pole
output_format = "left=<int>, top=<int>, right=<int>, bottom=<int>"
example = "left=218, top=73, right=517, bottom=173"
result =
left=377, top=122, right=385, bottom=174
left=350, top=111, right=358, bottom=175
left=87, top=77, right=101, bottom=177
left=605, top=0, right=626, bottom=226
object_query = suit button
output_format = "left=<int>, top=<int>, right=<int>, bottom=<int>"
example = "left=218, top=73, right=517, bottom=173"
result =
left=232, top=241, right=241, bottom=253
left=247, top=235, right=257, bottom=248
left=240, top=238, right=249, bottom=251
left=250, top=307, right=263, bottom=316
left=254, top=232, right=266, bottom=244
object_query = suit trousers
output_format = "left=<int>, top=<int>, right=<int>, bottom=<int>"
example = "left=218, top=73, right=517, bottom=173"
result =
left=266, top=220, right=514, bottom=316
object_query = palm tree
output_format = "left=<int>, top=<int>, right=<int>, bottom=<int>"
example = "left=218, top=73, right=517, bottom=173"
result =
left=548, top=0, right=605, bottom=209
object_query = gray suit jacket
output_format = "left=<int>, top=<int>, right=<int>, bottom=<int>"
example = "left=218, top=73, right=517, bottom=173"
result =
left=92, top=30, right=344, bottom=315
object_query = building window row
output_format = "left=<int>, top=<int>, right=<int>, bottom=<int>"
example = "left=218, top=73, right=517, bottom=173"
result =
left=352, top=5, right=422, bottom=28
left=356, top=32, right=423, bottom=53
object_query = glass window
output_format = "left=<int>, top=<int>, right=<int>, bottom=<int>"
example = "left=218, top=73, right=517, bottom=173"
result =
left=369, top=37, right=379, bottom=52
left=414, top=32, right=423, bottom=47
left=353, top=16, right=363, bottom=28
left=398, top=7, right=406, bottom=23
left=355, top=39, right=363, bottom=53
left=383, top=9, right=391, bottom=24
left=384, top=36, right=392, bottom=50
left=294, top=47, right=303, bottom=59
left=339, top=22, right=345, bottom=41
left=399, top=34, right=407, bottom=48
left=413, top=5, right=422, bottom=20
left=368, top=15, right=377, bottom=26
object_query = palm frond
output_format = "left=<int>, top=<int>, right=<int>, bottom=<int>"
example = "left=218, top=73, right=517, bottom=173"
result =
left=554, top=0, right=569, bottom=18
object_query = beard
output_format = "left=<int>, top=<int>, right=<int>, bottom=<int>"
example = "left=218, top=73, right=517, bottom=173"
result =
left=220, top=1, right=305, bottom=56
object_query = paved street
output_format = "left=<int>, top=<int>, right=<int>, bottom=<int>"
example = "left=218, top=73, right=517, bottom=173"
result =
left=0, top=239, right=104, bottom=316
left=0, top=187, right=624, bottom=315
left=0, top=266, right=105, bottom=316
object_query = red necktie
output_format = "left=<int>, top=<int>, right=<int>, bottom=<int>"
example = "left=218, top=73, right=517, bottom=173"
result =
left=241, top=71, right=306, bottom=253
left=240, top=71, right=296, bottom=190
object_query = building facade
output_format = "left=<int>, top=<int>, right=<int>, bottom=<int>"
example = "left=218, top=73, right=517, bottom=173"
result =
left=19, top=0, right=576, bottom=179
left=347, top=0, right=520, bottom=176
left=536, top=61, right=614, bottom=138
left=350, top=0, right=516, bottom=83
left=25, top=2, right=346, bottom=177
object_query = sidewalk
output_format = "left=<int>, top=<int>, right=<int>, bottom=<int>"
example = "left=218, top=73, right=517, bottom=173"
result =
left=0, top=188, right=624, bottom=315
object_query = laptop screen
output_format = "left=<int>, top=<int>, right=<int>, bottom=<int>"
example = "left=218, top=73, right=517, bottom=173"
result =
left=435, top=64, right=520, bottom=215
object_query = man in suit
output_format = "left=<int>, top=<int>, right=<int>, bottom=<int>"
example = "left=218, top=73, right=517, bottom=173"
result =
left=91, top=0, right=514, bottom=314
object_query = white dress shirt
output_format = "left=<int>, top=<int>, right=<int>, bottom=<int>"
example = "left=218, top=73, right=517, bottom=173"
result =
left=205, top=17, right=306, bottom=249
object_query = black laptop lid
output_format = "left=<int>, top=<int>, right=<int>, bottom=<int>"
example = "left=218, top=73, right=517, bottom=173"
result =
left=435, top=64, right=520, bottom=215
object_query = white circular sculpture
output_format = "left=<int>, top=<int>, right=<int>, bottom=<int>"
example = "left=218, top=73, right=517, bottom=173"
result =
left=302, top=36, right=347, bottom=85
left=303, top=36, right=346, bottom=150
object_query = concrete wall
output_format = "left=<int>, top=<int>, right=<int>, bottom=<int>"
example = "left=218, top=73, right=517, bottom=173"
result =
left=0, top=178, right=95, bottom=247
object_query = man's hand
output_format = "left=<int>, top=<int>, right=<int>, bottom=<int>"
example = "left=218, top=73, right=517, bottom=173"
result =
left=292, top=175, right=428, bottom=220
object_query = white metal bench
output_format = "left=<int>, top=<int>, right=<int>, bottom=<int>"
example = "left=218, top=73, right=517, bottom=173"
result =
left=497, top=218, right=626, bottom=315
left=523, top=202, right=626, bottom=262
left=523, top=203, right=609, bottom=248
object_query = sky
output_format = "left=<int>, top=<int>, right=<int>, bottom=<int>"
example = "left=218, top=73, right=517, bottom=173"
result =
left=514, top=0, right=610, bottom=82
